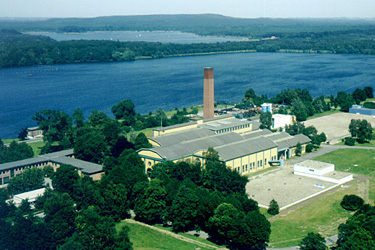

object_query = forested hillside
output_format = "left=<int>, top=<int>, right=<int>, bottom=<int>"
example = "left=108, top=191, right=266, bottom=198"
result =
left=1, top=15, right=375, bottom=68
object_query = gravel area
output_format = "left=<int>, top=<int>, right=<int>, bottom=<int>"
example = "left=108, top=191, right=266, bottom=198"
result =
left=303, top=112, right=375, bottom=142
left=246, top=165, right=338, bottom=209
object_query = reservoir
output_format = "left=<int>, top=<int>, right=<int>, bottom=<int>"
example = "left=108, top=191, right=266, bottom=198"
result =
left=1, top=52, right=375, bottom=138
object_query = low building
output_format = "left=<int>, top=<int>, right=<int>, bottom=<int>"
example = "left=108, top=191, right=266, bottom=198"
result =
left=349, top=105, right=375, bottom=116
left=294, top=160, right=353, bottom=184
left=271, top=114, right=296, bottom=129
left=261, top=103, right=273, bottom=113
left=0, top=149, right=104, bottom=185
left=6, top=188, right=46, bottom=208
left=27, top=127, right=43, bottom=139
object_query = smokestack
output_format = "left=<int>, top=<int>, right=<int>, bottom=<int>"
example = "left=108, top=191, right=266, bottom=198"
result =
left=203, top=67, right=214, bottom=120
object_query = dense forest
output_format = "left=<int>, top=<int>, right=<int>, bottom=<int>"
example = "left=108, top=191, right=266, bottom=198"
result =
left=1, top=14, right=375, bottom=68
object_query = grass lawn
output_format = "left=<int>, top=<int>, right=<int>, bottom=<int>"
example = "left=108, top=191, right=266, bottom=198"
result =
left=2, top=138, right=20, bottom=144
left=259, top=207, right=273, bottom=220
left=116, top=221, right=215, bottom=250
left=269, top=148, right=375, bottom=248
left=29, top=141, right=46, bottom=157
left=268, top=184, right=355, bottom=248
left=313, top=148, right=375, bottom=177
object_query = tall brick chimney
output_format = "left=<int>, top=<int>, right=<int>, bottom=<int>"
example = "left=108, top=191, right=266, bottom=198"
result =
left=203, top=67, right=214, bottom=120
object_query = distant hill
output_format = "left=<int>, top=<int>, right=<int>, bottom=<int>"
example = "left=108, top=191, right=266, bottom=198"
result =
left=1, top=14, right=375, bottom=38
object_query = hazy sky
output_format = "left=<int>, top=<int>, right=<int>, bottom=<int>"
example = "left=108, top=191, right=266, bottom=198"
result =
left=1, top=0, right=375, bottom=18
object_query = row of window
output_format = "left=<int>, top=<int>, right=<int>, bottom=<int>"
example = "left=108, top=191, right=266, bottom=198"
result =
left=236, top=155, right=277, bottom=173
left=215, top=123, right=251, bottom=134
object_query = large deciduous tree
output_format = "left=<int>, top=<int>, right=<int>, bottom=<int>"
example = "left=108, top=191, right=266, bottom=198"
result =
left=260, top=111, right=272, bottom=129
left=111, top=99, right=136, bottom=125
left=349, top=119, right=373, bottom=143
left=7, top=167, right=44, bottom=194
left=32, top=110, right=73, bottom=152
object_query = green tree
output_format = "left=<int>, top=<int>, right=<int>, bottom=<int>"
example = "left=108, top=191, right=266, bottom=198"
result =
left=299, top=232, right=327, bottom=250
left=53, top=164, right=80, bottom=195
left=352, top=88, right=367, bottom=104
left=134, top=132, right=152, bottom=150
left=7, top=167, right=44, bottom=194
left=17, top=127, right=28, bottom=141
left=340, top=194, right=364, bottom=211
left=243, top=88, right=257, bottom=104
left=336, top=204, right=375, bottom=249
left=44, top=192, right=76, bottom=247
left=74, top=131, right=107, bottom=163
left=32, top=110, right=73, bottom=152
left=100, top=182, right=130, bottom=221
left=167, top=185, right=199, bottom=232
left=349, top=119, right=373, bottom=143
left=73, top=108, right=85, bottom=128
left=291, top=98, right=308, bottom=121
left=208, top=203, right=243, bottom=245
left=364, top=86, right=373, bottom=98
left=134, top=179, right=167, bottom=224
left=295, top=142, right=302, bottom=156
left=68, top=206, right=132, bottom=250
left=111, top=99, right=136, bottom=125
left=260, top=111, right=272, bottom=129
left=201, top=151, right=248, bottom=196
left=267, top=199, right=279, bottom=215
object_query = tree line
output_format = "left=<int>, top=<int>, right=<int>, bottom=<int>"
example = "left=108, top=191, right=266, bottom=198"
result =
left=242, top=86, right=374, bottom=121
left=1, top=27, right=375, bottom=68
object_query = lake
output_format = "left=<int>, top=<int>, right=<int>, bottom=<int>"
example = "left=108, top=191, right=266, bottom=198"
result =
left=1, top=52, right=375, bottom=138
left=27, top=31, right=250, bottom=44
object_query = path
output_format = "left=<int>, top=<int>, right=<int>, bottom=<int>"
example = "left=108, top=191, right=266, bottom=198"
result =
left=125, top=219, right=224, bottom=249
left=4, top=138, right=43, bottom=147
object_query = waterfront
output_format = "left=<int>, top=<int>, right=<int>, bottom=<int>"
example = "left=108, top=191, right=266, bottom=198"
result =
left=27, top=31, right=249, bottom=43
left=1, top=52, right=375, bottom=138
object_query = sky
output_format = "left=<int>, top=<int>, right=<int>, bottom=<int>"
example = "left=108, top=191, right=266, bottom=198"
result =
left=1, top=0, right=375, bottom=19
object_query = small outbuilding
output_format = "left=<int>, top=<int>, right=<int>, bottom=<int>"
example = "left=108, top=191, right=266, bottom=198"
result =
left=294, top=160, right=353, bottom=184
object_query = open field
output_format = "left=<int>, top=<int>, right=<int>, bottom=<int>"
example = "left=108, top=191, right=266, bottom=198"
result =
left=268, top=183, right=355, bottom=248
left=314, top=148, right=375, bottom=177
left=304, top=112, right=375, bottom=142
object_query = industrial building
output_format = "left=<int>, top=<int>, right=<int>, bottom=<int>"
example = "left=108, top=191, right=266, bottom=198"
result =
left=138, top=118, right=311, bottom=175
left=139, top=67, right=311, bottom=175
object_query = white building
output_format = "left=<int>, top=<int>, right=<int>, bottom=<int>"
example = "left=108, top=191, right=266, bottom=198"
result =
left=272, top=114, right=296, bottom=129
left=7, top=188, right=46, bottom=208
left=294, top=160, right=353, bottom=184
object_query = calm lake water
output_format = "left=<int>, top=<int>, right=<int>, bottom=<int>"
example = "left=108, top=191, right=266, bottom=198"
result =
left=1, top=52, right=375, bottom=138
left=27, top=31, right=249, bottom=43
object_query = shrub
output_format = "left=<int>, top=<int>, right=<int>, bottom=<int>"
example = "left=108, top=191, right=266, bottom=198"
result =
left=267, top=199, right=279, bottom=215
left=340, top=194, right=364, bottom=211
left=344, top=137, right=356, bottom=146
left=306, top=143, right=314, bottom=153
left=363, top=102, right=375, bottom=109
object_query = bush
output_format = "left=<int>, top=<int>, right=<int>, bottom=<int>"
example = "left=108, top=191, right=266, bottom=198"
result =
left=344, top=137, right=356, bottom=146
left=340, top=194, right=364, bottom=211
left=306, top=143, right=314, bottom=153
left=267, top=199, right=279, bottom=215
left=363, top=102, right=375, bottom=109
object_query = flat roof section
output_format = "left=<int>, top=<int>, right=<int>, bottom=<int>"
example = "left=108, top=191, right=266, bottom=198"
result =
left=149, top=128, right=215, bottom=147
left=296, top=160, right=333, bottom=170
